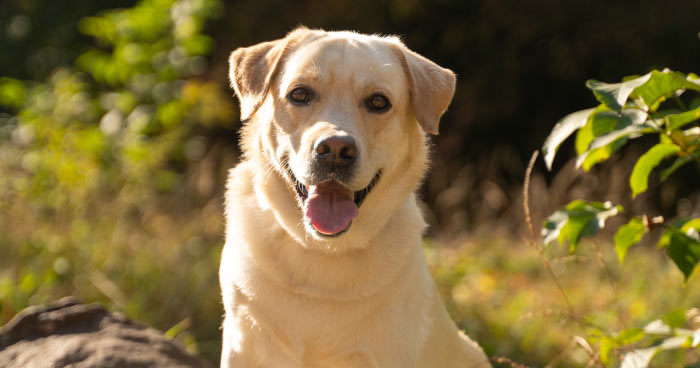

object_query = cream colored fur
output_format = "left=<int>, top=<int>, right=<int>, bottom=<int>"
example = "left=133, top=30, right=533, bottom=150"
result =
left=220, top=27, right=491, bottom=368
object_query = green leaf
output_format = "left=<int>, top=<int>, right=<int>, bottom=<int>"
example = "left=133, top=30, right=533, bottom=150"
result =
left=587, top=118, right=653, bottom=152
left=664, top=106, right=700, bottom=131
left=660, top=218, right=700, bottom=280
left=542, top=107, right=596, bottom=170
left=586, top=73, right=651, bottom=111
left=630, top=143, right=681, bottom=197
left=597, top=328, right=644, bottom=364
left=615, top=217, right=647, bottom=263
left=575, top=107, right=650, bottom=170
left=574, top=107, right=616, bottom=155
left=579, top=138, right=627, bottom=172
left=542, top=200, right=622, bottom=251
left=658, top=218, right=691, bottom=248
left=631, top=69, right=700, bottom=112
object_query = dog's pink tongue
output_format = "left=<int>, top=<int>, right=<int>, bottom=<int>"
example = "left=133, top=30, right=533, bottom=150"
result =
left=305, top=181, right=358, bottom=235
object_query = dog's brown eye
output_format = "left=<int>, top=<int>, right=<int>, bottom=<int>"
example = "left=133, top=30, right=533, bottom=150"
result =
left=288, top=87, right=312, bottom=105
left=366, top=94, right=391, bottom=113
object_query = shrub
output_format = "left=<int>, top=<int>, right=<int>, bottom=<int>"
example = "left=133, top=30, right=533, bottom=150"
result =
left=539, top=69, right=700, bottom=367
left=0, top=0, right=233, bottom=361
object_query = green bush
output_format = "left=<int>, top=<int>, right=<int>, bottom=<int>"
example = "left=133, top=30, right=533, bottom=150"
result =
left=540, top=70, right=700, bottom=367
left=0, top=0, right=233, bottom=361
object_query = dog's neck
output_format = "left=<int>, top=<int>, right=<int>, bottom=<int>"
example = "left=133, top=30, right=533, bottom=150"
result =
left=223, top=163, right=427, bottom=302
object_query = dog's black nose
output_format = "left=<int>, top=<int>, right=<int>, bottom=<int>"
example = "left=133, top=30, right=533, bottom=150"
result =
left=314, top=135, right=357, bottom=168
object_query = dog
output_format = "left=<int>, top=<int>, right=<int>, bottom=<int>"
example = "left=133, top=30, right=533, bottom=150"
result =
left=220, top=27, right=491, bottom=368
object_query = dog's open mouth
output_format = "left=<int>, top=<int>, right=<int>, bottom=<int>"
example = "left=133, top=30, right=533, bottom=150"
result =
left=286, top=167, right=381, bottom=237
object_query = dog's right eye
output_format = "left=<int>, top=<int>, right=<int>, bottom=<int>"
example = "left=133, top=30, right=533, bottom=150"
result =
left=288, top=87, right=312, bottom=105
left=365, top=94, right=391, bottom=113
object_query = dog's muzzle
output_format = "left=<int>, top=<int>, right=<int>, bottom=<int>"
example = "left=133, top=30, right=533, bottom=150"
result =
left=285, top=135, right=381, bottom=237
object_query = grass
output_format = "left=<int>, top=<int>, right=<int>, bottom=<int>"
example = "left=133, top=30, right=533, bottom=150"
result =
left=429, top=235, right=700, bottom=367
left=3, top=214, right=699, bottom=367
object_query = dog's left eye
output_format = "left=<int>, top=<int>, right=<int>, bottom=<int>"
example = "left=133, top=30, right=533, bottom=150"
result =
left=288, top=87, right=312, bottom=105
left=365, top=94, right=391, bottom=113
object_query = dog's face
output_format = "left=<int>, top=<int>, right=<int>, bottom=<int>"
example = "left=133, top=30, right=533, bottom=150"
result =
left=229, top=28, right=455, bottom=244
left=273, top=34, right=414, bottom=238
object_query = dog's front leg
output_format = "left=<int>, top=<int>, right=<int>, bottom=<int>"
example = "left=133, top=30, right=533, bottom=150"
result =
left=221, top=315, right=262, bottom=368
left=220, top=316, right=239, bottom=368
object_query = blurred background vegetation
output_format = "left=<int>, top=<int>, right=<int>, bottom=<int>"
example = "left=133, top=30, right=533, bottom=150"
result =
left=1, top=0, right=699, bottom=366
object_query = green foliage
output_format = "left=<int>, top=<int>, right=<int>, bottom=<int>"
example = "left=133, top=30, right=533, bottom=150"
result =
left=595, top=327, right=645, bottom=365
left=543, top=69, right=700, bottom=175
left=428, top=239, right=700, bottom=367
left=541, top=68, right=700, bottom=367
left=632, top=70, right=700, bottom=110
left=630, top=143, right=681, bottom=197
left=619, top=318, right=700, bottom=368
left=613, top=217, right=646, bottom=263
left=542, top=107, right=595, bottom=170
left=542, top=69, right=700, bottom=273
left=593, top=316, right=700, bottom=368
left=0, top=77, right=25, bottom=108
left=585, top=73, right=651, bottom=112
left=542, top=200, right=622, bottom=251
left=659, top=219, right=700, bottom=281
left=574, top=107, right=650, bottom=171
left=0, top=0, right=233, bottom=362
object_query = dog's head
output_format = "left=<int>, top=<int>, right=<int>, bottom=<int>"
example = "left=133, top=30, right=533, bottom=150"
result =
left=229, top=28, right=455, bottom=246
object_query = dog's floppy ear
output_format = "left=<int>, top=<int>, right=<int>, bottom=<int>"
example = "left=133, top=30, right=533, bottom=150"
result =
left=395, top=45, right=456, bottom=135
left=229, top=28, right=324, bottom=121
left=229, top=39, right=288, bottom=121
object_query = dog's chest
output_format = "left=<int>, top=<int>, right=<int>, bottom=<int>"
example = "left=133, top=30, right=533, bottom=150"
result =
left=230, top=276, right=423, bottom=367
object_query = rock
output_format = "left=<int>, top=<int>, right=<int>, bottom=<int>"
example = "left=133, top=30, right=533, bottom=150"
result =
left=0, top=297, right=214, bottom=368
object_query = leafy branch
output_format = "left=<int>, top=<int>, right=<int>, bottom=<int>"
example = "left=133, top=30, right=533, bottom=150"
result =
left=536, top=69, right=700, bottom=367
left=542, top=69, right=700, bottom=278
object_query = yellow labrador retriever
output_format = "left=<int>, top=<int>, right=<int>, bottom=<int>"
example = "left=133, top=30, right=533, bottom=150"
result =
left=220, top=27, right=491, bottom=368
